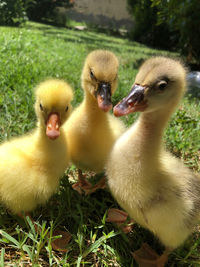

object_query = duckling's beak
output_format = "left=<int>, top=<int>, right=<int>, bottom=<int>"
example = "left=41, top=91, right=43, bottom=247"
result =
left=46, top=113, right=61, bottom=140
left=114, top=84, right=148, bottom=117
left=96, top=82, right=112, bottom=112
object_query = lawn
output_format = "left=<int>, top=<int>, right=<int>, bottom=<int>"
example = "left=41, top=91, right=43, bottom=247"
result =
left=0, top=21, right=199, bottom=266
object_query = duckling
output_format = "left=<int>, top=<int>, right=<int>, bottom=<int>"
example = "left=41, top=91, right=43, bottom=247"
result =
left=106, top=57, right=200, bottom=266
left=0, top=79, right=73, bottom=214
left=64, top=50, right=125, bottom=194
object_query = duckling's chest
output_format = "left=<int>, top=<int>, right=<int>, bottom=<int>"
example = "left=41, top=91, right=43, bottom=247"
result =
left=71, top=136, right=114, bottom=172
left=107, top=130, right=155, bottom=214
left=69, top=118, right=116, bottom=171
left=35, top=145, right=69, bottom=175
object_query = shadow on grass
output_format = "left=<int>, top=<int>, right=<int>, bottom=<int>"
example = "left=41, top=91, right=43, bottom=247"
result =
left=26, top=21, right=172, bottom=60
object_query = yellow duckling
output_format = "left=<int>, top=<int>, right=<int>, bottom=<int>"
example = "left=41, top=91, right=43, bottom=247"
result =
left=0, top=79, right=73, bottom=214
left=106, top=57, right=200, bottom=266
left=64, top=50, right=125, bottom=194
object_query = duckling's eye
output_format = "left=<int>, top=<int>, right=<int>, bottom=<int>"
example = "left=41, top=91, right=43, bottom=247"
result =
left=158, top=80, right=168, bottom=91
left=65, top=105, right=68, bottom=112
left=90, top=70, right=95, bottom=79
left=40, top=103, right=44, bottom=111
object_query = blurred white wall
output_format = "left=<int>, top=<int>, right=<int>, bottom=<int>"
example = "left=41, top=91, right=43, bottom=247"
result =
left=66, top=0, right=134, bottom=30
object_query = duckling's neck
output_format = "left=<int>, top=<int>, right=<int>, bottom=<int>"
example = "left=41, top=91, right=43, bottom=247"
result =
left=140, top=109, right=170, bottom=137
left=83, top=90, right=108, bottom=119
left=133, top=108, right=173, bottom=158
left=32, top=123, right=68, bottom=177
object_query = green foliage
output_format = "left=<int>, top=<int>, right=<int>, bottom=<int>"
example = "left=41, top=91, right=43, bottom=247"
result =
left=26, top=0, right=73, bottom=24
left=152, top=0, right=200, bottom=64
left=0, top=0, right=28, bottom=26
left=127, top=0, right=172, bottom=49
left=128, top=0, right=200, bottom=65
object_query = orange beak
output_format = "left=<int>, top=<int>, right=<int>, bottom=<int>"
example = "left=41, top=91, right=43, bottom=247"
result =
left=97, top=94, right=112, bottom=112
left=46, top=113, right=60, bottom=140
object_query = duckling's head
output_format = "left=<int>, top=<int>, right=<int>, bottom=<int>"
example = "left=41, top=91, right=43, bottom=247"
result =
left=82, top=50, right=119, bottom=112
left=114, top=57, right=187, bottom=116
left=35, top=79, right=73, bottom=140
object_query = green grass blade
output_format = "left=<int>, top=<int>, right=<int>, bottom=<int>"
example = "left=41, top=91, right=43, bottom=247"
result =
left=0, top=230, right=20, bottom=247
left=22, top=244, right=32, bottom=258
left=76, top=255, right=82, bottom=267
left=25, top=215, right=36, bottom=235
left=82, top=231, right=118, bottom=258
left=0, top=247, right=5, bottom=267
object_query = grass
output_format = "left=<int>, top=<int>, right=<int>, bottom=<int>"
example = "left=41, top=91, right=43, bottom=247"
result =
left=0, top=21, right=199, bottom=266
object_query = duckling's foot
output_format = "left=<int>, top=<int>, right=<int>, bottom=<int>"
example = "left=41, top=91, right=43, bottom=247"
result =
left=84, top=177, right=107, bottom=195
left=132, top=243, right=169, bottom=267
left=72, top=179, right=92, bottom=194
left=72, top=170, right=106, bottom=195
left=72, top=169, right=92, bottom=194
left=106, top=208, right=134, bottom=233
left=51, top=229, right=71, bottom=252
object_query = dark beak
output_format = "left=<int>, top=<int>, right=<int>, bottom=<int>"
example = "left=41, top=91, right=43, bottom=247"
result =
left=114, top=84, right=147, bottom=117
left=96, top=82, right=112, bottom=112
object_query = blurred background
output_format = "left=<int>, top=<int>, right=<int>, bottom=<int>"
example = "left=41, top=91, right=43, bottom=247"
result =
left=0, top=0, right=200, bottom=69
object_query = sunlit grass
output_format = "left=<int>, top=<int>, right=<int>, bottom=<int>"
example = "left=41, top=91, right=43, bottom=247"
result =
left=0, top=21, right=199, bottom=266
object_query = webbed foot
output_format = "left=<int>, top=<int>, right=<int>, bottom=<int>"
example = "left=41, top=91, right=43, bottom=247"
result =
left=132, top=243, right=169, bottom=267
